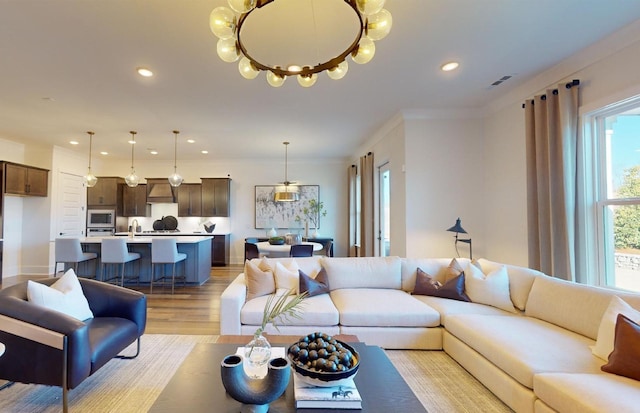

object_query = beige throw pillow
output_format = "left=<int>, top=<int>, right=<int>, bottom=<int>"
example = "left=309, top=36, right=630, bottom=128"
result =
left=591, top=296, right=640, bottom=361
left=245, top=259, right=275, bottom=301
left=464, top=263, right=517, bottom=313
left=274, top=260, right=300, bottom=294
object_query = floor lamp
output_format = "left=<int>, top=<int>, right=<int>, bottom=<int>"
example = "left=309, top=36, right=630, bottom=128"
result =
left=446, top=218, right=472, bottom=259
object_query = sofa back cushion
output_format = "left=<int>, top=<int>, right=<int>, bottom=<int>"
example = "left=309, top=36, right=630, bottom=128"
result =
left=322, top=256, right=402, bottom=290
left=525, top=275, right=640, bottom=339
left=401, top=258, right=469, bottom=292
left=477, top=258, right=544, bottom=311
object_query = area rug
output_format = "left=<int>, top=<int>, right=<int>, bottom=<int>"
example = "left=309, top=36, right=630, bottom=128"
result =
left=0, top=335, right=512, bottom=412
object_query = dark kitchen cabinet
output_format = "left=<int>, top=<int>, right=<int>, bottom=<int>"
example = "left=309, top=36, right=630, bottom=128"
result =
left=178, top=183, right=202, bottom=217
left=121, top=184, right=150, bottom=217
left=87, top=177, right=122, bottom=207
left=3, top=162, right=49, bottom=197
left=201, top=178, right=230, bottom=217
left=212, top=234, right=229, bottom=266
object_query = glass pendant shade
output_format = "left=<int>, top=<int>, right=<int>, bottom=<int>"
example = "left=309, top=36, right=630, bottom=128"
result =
left=168, top=172, right=184, bottom=187
left=228, top=0, right=256, bottom=14
left=297, top=73, right=317, bottom=87
left=356, top=0, right=386, bottom=16
left=84, top=170, right=98, bottom=188
left=168, top=130, right=183, bottom=187
left=125, top=170, right=140, bottom=187
left=266, top=71, right=286, bottom=87
left=125, top=131, right=140, bottom=187
left=210, top=7, right=236, bottom=39
left=238, top=57, right=260, bottom=79
left=366, top=9, right=392, bottom=40
left=84, top=131, right=98, bottom=188
left=352, top=37, right=376, bottom=64
left=327, top=60, right=349, bottom=80
left=217, top=38, right=240, bottom=62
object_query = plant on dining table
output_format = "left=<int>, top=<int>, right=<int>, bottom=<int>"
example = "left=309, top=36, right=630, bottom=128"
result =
left=295, top=198, right=327, bottom=229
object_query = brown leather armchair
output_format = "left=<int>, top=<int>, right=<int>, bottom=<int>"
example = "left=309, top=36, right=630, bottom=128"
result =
left=0, top=278, right=147, bottom=412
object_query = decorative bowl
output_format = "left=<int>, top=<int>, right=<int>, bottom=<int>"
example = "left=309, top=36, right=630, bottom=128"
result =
left=287, top=332, right=359, bottom=387
left=268, top=237, right=285, bottom=245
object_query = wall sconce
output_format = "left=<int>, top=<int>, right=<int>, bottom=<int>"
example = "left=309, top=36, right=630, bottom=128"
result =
left=446, top=217, right=472, bottom=259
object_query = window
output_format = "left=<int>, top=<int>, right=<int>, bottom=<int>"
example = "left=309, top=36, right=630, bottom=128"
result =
left=591, top=97, right=640, bottom=292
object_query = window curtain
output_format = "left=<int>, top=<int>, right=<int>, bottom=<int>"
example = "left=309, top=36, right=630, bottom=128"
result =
left=524, top=80, right=580, bottom=281
left=360, top=152, right=375, bottom=257
left=348, top=164, right=358, bottom=257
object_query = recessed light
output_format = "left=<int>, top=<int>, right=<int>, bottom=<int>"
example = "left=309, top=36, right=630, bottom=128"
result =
left=201, top=150, right=209, bottom=154
left=187, top=139, right=195, bottom=144
left=70, top=140, right=79, bottom=145
left=128, top=140, right=136, bottom=144
left=100, top=151, right=108, bottom=155
left=137, top=67, right=153, bottom=77
left=441, top=62, right=459, bottom=72
left=149, top=149, right=158, bottom=155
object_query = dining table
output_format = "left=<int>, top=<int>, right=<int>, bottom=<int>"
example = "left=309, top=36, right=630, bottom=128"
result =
left=256, top=241, right=324, bottom=257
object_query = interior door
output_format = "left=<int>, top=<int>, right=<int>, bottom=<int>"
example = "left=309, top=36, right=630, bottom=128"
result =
left=56, top=171, right=86, bottom=237
left=378, top=163, right=390, bottom=257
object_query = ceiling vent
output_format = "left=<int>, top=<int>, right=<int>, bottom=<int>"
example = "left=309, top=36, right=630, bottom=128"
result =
left=488, top=75, right=513, bottom=88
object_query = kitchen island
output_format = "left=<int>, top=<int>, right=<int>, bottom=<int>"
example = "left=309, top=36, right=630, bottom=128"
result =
left=80, top=236, right=212, bottom=285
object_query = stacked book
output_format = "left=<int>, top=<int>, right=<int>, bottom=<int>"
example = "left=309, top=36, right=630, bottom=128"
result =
left=293, top=374, right=362, bottom=409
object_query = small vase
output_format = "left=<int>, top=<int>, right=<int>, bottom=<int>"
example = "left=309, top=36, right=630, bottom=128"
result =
left=312, top=229, right=320, bottom=238
left=268, top=228, right=277, bottom=237
left=244, top=333, right=272, bottom=379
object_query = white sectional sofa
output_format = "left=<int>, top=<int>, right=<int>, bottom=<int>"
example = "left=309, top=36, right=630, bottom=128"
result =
left=220, top=256, right=640, bottom=413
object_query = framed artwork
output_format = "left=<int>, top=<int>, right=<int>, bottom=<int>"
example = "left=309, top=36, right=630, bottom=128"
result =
left=255, top=185, right=320, bottom=229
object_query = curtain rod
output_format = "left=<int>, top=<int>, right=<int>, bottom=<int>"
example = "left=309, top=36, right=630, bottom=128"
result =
left=521, top=79, right=580, bottom=108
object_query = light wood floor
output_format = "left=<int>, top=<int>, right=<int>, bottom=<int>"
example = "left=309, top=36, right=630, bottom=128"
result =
left=1, top=265, right=243, bottom=335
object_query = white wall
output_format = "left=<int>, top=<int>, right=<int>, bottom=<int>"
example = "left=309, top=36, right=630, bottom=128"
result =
left=482, top=20, right=640, bottom=267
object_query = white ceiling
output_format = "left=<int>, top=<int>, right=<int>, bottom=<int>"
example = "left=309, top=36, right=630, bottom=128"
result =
left=1, top=0, right=640, bottom=161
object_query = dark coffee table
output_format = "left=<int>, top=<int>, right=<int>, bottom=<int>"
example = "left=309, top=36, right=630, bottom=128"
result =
left=149, top=342, right=427, bottom=412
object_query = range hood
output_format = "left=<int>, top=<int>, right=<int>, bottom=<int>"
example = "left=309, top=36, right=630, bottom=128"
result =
left=146, top=178, right=177, bottom=203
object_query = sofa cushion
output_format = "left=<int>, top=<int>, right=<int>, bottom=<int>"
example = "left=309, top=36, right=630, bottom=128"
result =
left=601, top=314, right=640, bottom=381
left=330, top=288, right=440, bottom=327
left=27, top=269, right=94, bottom=321
left=322, top=256, right=402, bottom=290
left=299, top=268, right=330, bottom=297
left=401, top=258, right=467, bottom=292
left=273, top=261, right=299, bottom=293
left=534, top=372, right=640, bottom=413
left=477, top=258, right=543, bottom=311
left=525, top=275, right=640, bottom=340
left=240, top=292, right=339, bottom=327
left=445, top=314, right=602, bottom=389
left=591, top=295, right=640, bottom=361
left=414, top=295, right=515, bottom=327
left=251, top=257, right=323, bottom=280
left=244, top=258, right=275, bottom=301
left=412, top=268, right=470, bottom=302
left=464, top=263, right=516, bottom=313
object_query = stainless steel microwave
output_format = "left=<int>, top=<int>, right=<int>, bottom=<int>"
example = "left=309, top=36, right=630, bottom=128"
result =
left=87, top=209, right=116, bottom=228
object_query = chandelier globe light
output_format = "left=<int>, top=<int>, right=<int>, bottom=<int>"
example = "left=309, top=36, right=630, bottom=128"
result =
left=124, top=131, right=140, bottom=188
left=274, top=141, right=299, bottom=202
left=209, top=0, right=392, bottom=88
left=84, top=131, right=98, bottom=188
left=168, top=130, right=184, bottom=188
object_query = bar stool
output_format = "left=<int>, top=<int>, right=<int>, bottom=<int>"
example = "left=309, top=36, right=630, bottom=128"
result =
left=150, top=238, right=187, bottom=294
left=101, top=238, right=141, bottom=286
left=54, top=238, right=98, bottom=278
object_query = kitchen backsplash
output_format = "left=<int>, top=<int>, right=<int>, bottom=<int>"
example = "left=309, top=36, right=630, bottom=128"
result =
left=122, top=203, right=231, bottom=233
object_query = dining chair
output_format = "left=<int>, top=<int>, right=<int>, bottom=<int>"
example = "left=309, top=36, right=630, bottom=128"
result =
left=54, top=238, right=98, bottom=278
left=244, top=242, right=261, bottom=261
left=101, top=238, right=141, bottom=286
left=150, top=238, right=187, bottom=294
left=290, top=244, right=314, bottom=257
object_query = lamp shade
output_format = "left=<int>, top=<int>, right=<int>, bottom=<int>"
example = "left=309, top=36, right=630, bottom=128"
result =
left=446, top=218, right=467, bottom=234
left=274, top=188, right=299, bottom=202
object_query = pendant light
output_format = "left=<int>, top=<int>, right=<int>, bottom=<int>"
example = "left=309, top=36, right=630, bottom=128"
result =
left=124, top=130, right=140, bottom=187
left=168, top=130, right=183, bottom=187
left=274, top=141, right=299, bottom=202
left=84, top=131, right=98, bottom=188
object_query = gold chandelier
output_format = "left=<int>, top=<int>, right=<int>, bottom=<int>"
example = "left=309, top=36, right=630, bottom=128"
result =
left=210, top=0, right=392, bottom=87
